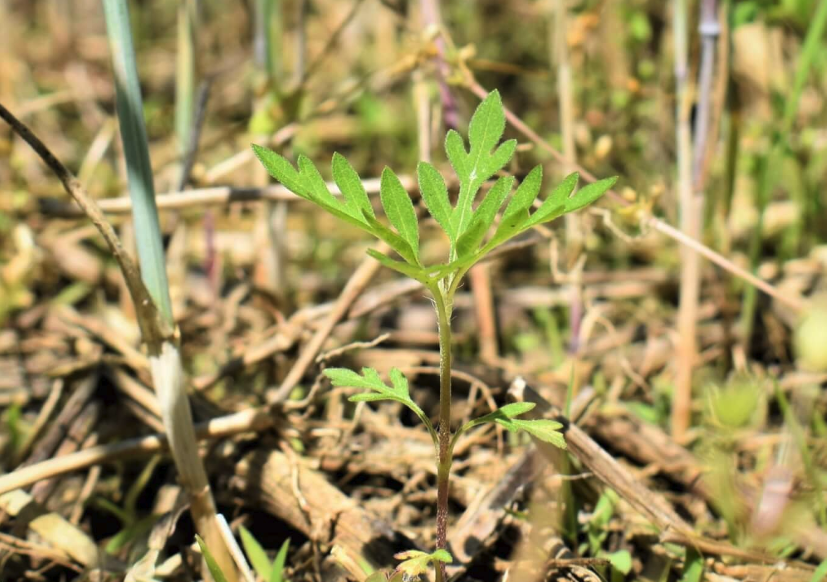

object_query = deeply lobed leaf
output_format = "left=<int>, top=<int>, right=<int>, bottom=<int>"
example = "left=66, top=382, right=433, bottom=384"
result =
left=525, top=171, right=579, bottom=227
left=394, top=549, right=453, bottom=577
left=456, top=175, right=514, bottom=258
left=457, top=401, right=537, bottom=436
left=332, top=152, right=374, bottom=219
left=417, top=161, right=456, bottom=243
left=448, top=90, right=517, bottom=240
left=253, top=91, right=617, bottom=288
left=496, top=418, right=567, bottom=449
left=324, top=367, right=437, bottom=446
left=380, top=167, right=419, bottom=261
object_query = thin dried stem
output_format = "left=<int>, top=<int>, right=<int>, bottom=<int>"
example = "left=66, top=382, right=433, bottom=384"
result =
left=673, top=0, right=701, bottom=440
left=0, top=408, right=273, bottom=496
left=0, top=102, right=171, bottom=348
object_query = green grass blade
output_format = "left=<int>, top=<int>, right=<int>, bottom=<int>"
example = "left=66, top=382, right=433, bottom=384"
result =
left=271, top=538, right=290, bottom=582
left=102, top=0, right=173, bottom=324
left=240, top=526, right=272, bottom=582
left=195, top=535, right=230, bottom=582
left=809, top=559, right=827, bottom=582
left=680, top=547, right=704, bottom=582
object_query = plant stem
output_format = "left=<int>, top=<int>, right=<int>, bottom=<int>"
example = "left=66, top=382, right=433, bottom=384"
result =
left=102, top=2, right=236, bottom=579
left=672, top=0, right=699, bottom=441
left=433, top=284, right=454, bottom=581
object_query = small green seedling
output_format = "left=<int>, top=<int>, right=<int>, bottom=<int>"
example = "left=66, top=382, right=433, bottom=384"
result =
left=253, top=90, right=617, bottom=581
left=240, top=526, right=290, bottom=582
left=197, top=528, right=291, bottom=582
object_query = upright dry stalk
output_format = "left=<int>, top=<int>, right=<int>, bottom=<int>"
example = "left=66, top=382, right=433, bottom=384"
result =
left=674, top=0, right=719, bottom=440
left=551, top=0, right=581, bottom=262
left=672, top=0, right=700, bottom=440
left=421, top=0, right=458, bottom=129
left=101, top=1, right=236, bottom=578
left=550, top=0, right=586, bottom=366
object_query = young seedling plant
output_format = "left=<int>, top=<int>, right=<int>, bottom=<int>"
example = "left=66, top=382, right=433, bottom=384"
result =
left=253, top=90, right=617, bottom=581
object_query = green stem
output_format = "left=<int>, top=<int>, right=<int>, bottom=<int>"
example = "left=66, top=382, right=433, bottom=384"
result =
left=432, top=283, right=454, bottom=579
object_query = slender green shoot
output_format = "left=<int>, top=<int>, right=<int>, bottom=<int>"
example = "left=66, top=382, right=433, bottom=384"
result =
left=253, top=89, right=616, bottom=576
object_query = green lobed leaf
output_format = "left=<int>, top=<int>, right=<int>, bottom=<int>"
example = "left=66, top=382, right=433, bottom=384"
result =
left=332, top=152, right=374, bottom=219
left=255, top=145, right=373, bottom=233
left=240, top=526, right=271, bottom=582
left=495, top=418, right=566, bottom=449
left=361, top=367, right=385, bottom=389
left=195, top=535, right=229, bottom=582
left=562, top=176, right=618, bottom=214
left=394, top=549, right=453, bottom=577
left=252, top=144, right=307, bottom=199
left=456, top=175, right=514, bottom=258
left=349, top=392, right=406, bottom=404
left=467, top=90, right=506, bottom=169
left=525, top=171, right=579, bottom=227
left=324, top=368, right=383, bottom=391
left=417, top=161, right=456, bottom=242
left=297, top=154, right=340, bottom=208
left=379, top=167, right=419, bottom=259
left=458, top=402, right=536, bottom=435
left=271, top=538, right=290, bottom=582
left=477, top=139, right=517, bottom=188
left=360, top=210, right=419, bottom=266
left=484, top=165, right=545, bottom=249
left=445, top=129, right=468, bottom=180
left=325, top=367, right=409, bottom=400
left=451, top=91, right=516, bottom=238
left=503, top=165, right=544, bottom=222
left=394, top=550, right=429, bottom=560
left=389, top=368, right=409, bottom=395
left=365, top=249, right=432, bottom=284
left=607, top=550, right=633, bottom=575
left=329, top=367, right=437, bottom=447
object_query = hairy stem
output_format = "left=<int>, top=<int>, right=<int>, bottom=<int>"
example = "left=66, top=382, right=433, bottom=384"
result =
left=433, top=285, right=454, bottom=580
